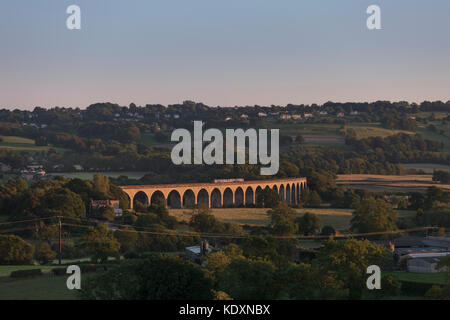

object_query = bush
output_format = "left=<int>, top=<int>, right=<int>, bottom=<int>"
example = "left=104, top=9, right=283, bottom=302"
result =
left=80, top=255, right=213, bottom=300
left=321, top=225, right=336, bottom=236
left=54, top=242, right=85, bottom=260
left=35, top=243, right=57, bottom=265
left=376, top=275, right=402, bottom=297
left=52, top=268, right=67, bottom=276
left=0, top=235, right=34, bottom=265
left=121, top=213, right=137, bottom=225
left=80, top=264, right=104, bottom=273
left=425, top=285, right=450, bottom=300
left=92, top=206, right=115, bottom=221
left=10, top=269, right=42, bottom=278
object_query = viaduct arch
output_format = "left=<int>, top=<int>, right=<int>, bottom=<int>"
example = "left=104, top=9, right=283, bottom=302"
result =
left=120, top=177, right=307, bottom=210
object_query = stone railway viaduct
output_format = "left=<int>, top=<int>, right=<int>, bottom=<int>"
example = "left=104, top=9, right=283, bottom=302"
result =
left=119, top=177, right=307, bottom=210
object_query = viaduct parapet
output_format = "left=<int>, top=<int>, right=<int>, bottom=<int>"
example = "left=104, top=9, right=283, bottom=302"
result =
left=119, top=177, right=307, bottom=209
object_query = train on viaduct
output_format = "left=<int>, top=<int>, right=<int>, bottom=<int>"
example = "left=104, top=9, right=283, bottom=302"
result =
left=119, top=177, right=307, bottom=209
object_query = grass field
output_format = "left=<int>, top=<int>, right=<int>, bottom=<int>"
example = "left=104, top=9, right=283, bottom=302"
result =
left=52, top=171, right=149, bottom=180
left=0, top=265, right=65, bottom=277
left=385, top=272, right=450, bottom=285
left=0, top=275, right=78, bottom=300
left=171, top=207, right=416, bottom=232
left=418, top=120, right=450, bottom=154
left=344, top=123, right=414, bottom=139
left=277, top=122, right=414, bottom=140
left=0, top=135, right=67, bottom=153
left=401, top=163, right=450, bottom=173
left=170, top=207, right=355, bottom=230
left=337, top=174, right=450, bottom=191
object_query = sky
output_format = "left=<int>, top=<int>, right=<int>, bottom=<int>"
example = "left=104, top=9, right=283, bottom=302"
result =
left=1, top=0, right=450, bottom=110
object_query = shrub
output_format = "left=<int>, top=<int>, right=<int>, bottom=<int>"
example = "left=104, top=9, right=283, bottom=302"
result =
left=35, top=243, right=57, bottom=265
left=0, top=235, right=34, bottom=265
left=376, top=275, right=402, bottom=297
left=52, top=268, right=67, bottom=276
left=321, top=225, right=336, bottom=236
left=425, top=285, right=450, bottom=300
left=10, top=269, right=42, bottom=278
left=80, top=264, right=103, bottom=273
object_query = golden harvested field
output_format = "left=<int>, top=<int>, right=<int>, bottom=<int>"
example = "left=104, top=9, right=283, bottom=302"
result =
left=344, top=125, right=414, bottom=139
left=0, top=135, right=67, bottom=153
left=170, top=207, right=416, bottom=232
left=172, top=207, right=352, bottom=231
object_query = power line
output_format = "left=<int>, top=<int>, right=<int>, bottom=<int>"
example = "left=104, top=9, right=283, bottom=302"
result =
left=0, top=215, right=441, bottom=240
left=0, top=224, right=58, bottom=234
left=0, top=216, right=57, bottom=226
left=61, top=222, right=439, bottom=240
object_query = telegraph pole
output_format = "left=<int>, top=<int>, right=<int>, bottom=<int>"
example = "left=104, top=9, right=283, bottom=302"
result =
left=58, top=216, right=62, bottom=265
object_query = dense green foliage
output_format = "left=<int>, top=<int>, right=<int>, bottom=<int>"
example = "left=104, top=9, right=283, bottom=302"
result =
left=79, top=226, right=121, bottom=263
left=80, top=255, right=213, bottom=300
left=0, top=235, right=34, bottom=265
left=350, top=198, right=398, bottom=233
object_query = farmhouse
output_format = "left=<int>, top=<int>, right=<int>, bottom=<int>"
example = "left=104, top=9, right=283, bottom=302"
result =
left=91, top=199, right=123, bottom=216
left=0, top=162, right=11, bottom=173
left=405, top=253, right=450, bottom=273
left=376, top=236, right=450, bottom=270
left=185, top=240, right=213, bottom=262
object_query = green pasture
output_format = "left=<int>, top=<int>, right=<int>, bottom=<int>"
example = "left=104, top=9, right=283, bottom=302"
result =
left=385, top=272, right=449, bottom=286
left=52, top=171, right=148, bottom=180
left=0, top=275, right=78, bottom=300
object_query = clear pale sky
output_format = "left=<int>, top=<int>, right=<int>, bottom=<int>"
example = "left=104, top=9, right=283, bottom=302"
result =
left=1, top=0, right=450, bottom=110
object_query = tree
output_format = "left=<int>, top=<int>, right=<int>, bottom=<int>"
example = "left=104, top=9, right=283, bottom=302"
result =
left=79, top=226, right=121, bottom=263
left=0, top=178, right=28, bottom=214
left=241, top=236, right=296, bottom=265
left=0, top=235, right=34, bottom=265
left=80, top=255, right=213, bottom=300
left=321, top=225, right=336, bottom=236
left=121, top=213, right=137, bottom=225
left=269, top=202, right=297, bottom=235
left=35, top=242, right=56, bottom=264
left=351, top=198, right=397, bottom=233
left=40, top=187, right=86, bottom=219
left=189, top=211, right=240, bottom=234
left=257, top=188, right=281, bottom=208
left=296, top=134, right=305, bottom=144
left=278, top=161, right=300, bottom=177
left=425, top=285, right=450, bottom=300
left=433, top=170, right=450, bottom=184
left=219, top=257, right=277, bottom=300
left=299, top=189, right=321, bottom=208
left=92, top=206, right=115, bottom=221
left=275, top=262, right=346, bottom=300
left=114, top=229, right=139, bottom=253
left=317, top=238, right=392, bottom=299
left=295, top=212, right=321, bottom=236
left=190, top=212, right=217, bottom=233
left=93, top=174, right=110, bottom=198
